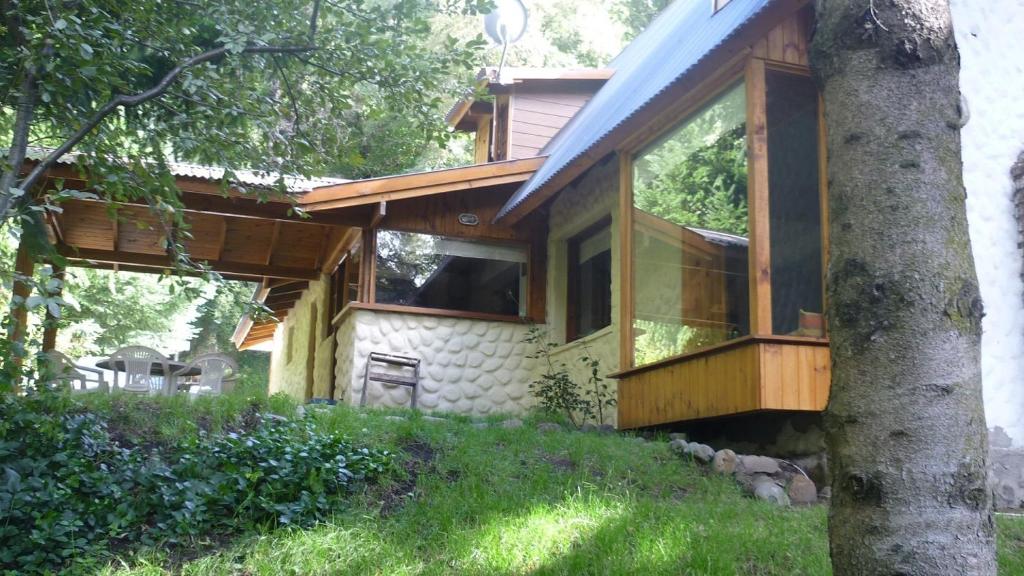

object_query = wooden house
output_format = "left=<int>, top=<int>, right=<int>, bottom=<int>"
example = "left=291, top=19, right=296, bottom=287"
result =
left=221, top=0, right=832, bottom=428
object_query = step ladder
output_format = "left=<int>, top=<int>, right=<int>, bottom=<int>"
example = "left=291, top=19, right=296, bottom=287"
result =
left=359, top=352, right=420, bottom=409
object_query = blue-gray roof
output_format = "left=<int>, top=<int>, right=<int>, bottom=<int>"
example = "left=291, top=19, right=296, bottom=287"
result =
left=496, top=0, right=773, bottom=219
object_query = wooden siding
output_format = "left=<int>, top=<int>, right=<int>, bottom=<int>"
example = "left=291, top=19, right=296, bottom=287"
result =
left=508, top=89, right=594, bottom=159
left=750, top=6, right=811, bottom=66
left=615, top=339, right=829, bottom=428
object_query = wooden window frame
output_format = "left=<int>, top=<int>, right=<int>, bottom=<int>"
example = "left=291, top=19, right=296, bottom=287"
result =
left=616, top=52, right=828, bottom=370
left=566, top=215, right=613, bottom=343
left=368, top=227, right=535, bottom=323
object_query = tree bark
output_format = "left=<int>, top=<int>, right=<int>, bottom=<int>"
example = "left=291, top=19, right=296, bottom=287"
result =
left=810, top=1, right=995, bottom=574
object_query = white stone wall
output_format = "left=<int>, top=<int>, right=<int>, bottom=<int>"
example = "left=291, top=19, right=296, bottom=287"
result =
left=267, top=275, right=330, bottom=400
left=336, top=309, right=536, bottom=415
left=543, top=156, right=623, bottom=426
left=952, top=0, right=1024, bottom=445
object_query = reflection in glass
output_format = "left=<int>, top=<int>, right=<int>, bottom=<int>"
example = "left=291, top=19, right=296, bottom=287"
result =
left=767, top=70, right=823, bottom=337
left=632, top=82, right=749, bottom=365
left=375, top=230, right=527, bottom=316
left=569, top=224, right=612, bottom=340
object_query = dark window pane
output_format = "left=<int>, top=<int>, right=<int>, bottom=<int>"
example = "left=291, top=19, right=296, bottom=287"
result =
left=569, top=224, right=612, bottom=340
left=766, top=70, right=823, bottom=336
left=632, top=81, right=749, bottom=365
left=375, top=230, right=527, bottom=316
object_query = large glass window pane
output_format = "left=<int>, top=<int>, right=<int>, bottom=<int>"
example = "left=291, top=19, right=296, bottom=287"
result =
left=632, top=82, right=749, bottom=365
left=375, top=230, right=527, bottom=316
left=568, top=223, right=612, bottom=341
left=766, top=71, right=823, bottom=337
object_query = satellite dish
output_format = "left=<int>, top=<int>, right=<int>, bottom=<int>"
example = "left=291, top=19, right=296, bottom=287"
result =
left=484, top=0, right=528, bottom=46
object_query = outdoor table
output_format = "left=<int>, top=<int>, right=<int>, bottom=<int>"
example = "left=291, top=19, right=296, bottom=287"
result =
left=95, top=359, right=202, bottom=393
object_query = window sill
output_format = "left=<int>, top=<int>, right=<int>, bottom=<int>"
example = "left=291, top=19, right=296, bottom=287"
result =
left=332, top=302, right=531, bottom=327
left=609, top=334, right=829, bottom=379
left=554, top=325, right=615, bottom=355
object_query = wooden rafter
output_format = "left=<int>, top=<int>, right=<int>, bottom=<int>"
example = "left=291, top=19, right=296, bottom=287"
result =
left=265, top=221, right=281, bottom=266
left=57, top=245, right=319, bottom=280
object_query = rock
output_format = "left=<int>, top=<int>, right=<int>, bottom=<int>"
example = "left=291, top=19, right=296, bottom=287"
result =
left=471, top=422, right=489, bottom=430
left=421, top=415, right=447, bottom=423
left=668, top=432, right=688, bottom=442
left=684, top=442, right=715, bottom=464
left=264, top=413, right=288, bottom=423
left=668, top=439, right=689, bottom=454
left=295, top=405, right=306, bottom=418
left=501, top=418, right=524, bottom=429
left=537, top=422, right=563, bottom=433
left=787, top=475, right=818, bottom=505
left=754, top=478, right=791, bottom=506
left=384, top=415, right=407, bottom=422
left=630, top=436, right=648, bottom=443
left=819, top=487, right=832, bottom=501
left=598, top=424, right=616, bottom=434
left=739, top=455, right=781, bottom=475
left=580, top=423, right=598, bottom=433
left=712, top=449, right=738, bottom=474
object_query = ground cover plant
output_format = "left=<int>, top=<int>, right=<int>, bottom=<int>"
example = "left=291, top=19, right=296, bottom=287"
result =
left=3, top=390, right=1023, bottom=575
left=0, top=391, right=389, bottom=574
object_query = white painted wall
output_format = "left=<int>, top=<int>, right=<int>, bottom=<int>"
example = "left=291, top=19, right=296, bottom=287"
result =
left=952, top=0, right=1024, bottom=445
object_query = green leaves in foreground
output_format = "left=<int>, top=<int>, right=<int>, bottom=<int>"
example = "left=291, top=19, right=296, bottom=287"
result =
left=0, top=392, right=390, bottom=575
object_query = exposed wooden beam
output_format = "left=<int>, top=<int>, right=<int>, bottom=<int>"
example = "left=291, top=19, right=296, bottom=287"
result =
left=320, top=226, right=360, bottom=275
left=214, top=219, right=227, bottom=261
left=299, top=157, right=543, bottom=211
left=370, top=201, right=386, bottom=228
left=57, top=245, right=319, bottom=280
left=265, top=221, right=281, bottom=266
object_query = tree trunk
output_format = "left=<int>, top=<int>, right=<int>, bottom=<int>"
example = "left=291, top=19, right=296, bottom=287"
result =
left=810, top=1, right=995, bottom=573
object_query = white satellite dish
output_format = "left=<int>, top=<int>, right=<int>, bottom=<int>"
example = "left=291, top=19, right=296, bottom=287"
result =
left=483, top=0, right=528, bottom=84
left=484, top=0, right=528, bottom=45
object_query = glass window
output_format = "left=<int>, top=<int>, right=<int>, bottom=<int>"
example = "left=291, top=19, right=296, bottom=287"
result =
left=766, top=70, right=823, bottom=337
left=631, top=82, right=749, bottom=366
left=568, top=221, right=612, bottom=341
left=375, top=230, right=528, bottom=316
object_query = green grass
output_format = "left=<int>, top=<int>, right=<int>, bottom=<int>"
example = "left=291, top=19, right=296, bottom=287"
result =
left=77, top=397, right=1023, bottom=575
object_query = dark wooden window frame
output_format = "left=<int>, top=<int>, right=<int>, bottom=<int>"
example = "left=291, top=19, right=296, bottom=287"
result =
left=566, top=215, right=613, bottom=343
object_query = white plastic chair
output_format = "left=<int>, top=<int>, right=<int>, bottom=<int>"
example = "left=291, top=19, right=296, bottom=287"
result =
left=174, top=353, right=239, bottom=397
left=108, top=346, right=171, bottom=395
left=43, top=351, right=108, bottom=393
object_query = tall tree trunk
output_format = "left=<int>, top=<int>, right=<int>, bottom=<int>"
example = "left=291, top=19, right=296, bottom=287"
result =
left=810, top=1, right=995, bottom=574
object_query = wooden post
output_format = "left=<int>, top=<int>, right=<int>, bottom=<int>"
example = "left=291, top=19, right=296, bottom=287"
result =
left=9, top=237, right=35, bottom=348
left=41, top=263, right=65, bottom=352
left=745, top=58, right=773, bottom=336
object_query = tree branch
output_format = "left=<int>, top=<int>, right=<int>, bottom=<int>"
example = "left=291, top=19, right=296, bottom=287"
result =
left=15, top=43, right=317, bottom=199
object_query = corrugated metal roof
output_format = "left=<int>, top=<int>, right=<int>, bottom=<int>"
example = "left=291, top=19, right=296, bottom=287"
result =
left=496, top=0, right=772, bottom=219
left=21, top=147, right=348, bottom=193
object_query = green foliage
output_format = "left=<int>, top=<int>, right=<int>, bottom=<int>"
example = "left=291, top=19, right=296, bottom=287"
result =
left=523, top=326, right=615, bottom=428
left=611, top=0, right=672, bottom=41
left=0, top=391, right=390, bottom=574
left=634, top=124, right=749, bottom=236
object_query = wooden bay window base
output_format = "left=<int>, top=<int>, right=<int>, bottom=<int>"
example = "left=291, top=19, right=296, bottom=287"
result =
left=612, top=336, right=829, bottom=429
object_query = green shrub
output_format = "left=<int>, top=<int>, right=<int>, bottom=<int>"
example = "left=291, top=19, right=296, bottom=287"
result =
left=0, top=391, right=390, bottom=574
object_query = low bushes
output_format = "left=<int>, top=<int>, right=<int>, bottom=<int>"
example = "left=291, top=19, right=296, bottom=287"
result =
left=0, top=392, right=390, bottom=574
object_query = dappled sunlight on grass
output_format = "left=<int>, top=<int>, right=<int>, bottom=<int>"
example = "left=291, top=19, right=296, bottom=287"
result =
left=88, top=403, right=1023, bottom=575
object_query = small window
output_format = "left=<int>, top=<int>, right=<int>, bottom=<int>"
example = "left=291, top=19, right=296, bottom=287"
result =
left=374, top=230, right=528, bottom=316
left=567, top=220, right=612, bottom=341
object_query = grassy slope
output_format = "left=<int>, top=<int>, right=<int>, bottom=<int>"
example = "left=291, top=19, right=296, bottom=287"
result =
left=85, top=399, right=1022, bottom=576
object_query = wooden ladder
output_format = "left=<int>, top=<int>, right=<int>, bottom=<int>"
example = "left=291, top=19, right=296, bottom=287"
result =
left=359, top=352, right=420, bottom=409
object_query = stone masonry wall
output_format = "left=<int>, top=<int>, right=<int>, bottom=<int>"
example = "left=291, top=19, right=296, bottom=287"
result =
left=336, top=309, right=536, bottom=415
left=267, top=275, right=330, bottom=400
left=543, top=155, right=623, bottom=426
